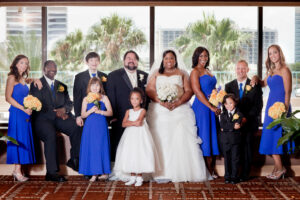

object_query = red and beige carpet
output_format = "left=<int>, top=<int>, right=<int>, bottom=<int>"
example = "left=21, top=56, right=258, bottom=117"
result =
left=0, top=176, right=300, bottom=199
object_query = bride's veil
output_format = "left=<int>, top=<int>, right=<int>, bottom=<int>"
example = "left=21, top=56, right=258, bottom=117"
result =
left=147, top=48, right=189, bottom=82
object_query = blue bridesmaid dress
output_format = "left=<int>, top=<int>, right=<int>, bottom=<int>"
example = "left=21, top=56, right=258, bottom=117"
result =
left=259, top=75, right=294, bottom=154
left=192, top=75, right=219, bottom=156
left=6, top=83, right=36, bottom=164
left=79, top=101, right=111, bottom=175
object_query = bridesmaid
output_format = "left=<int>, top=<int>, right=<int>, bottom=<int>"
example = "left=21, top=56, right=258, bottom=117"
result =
left=190, top=47, right=220, bottom=178
left=5, top=55, right=36, bottom=182
left=253, top=44, right=294, bottom=180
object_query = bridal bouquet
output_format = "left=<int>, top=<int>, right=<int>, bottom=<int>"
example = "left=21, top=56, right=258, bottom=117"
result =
left=86, top=92, right=101, bottom=109
left=23, top=95, right=42, bottom=111
left=157, top=83, right=178, bottom=102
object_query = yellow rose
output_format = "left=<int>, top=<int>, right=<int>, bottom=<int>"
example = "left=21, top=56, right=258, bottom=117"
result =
left=57, top=84, right=64, bottom=92
left=232, top=113, right=239, bottom=121
left=101, top=76, right=107, bottom=82
left=209, top=90, right=219, bottom=107
left=217, top=89, right=227, bottom=103
left=245, top=85, right=252, bottom=91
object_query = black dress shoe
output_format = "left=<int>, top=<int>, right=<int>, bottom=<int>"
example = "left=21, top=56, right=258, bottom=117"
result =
left=45, top=173, right=67, bottom=182
left=225, top=179, right=231, bottom=184
left=66, top=158, right=79, bottom=172
left=230, top=179, right=239, bottom=184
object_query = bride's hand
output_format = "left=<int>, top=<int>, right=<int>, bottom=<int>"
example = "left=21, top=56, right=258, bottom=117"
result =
left=170, top=100, right=182, bottom=110
left=160, top=101, right=172, bottom=110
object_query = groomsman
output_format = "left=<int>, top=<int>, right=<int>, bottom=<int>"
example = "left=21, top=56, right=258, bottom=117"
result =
left=225, top=60, right=263, bottom=181
left=106, top=50, right=148, bottom=161
left=73, top=52, right=108, bottom=127
left=30, top=60, right=81, bottom=182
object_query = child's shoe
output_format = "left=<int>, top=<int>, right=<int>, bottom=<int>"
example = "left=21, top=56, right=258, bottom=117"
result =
left=135, top=176, right=143, bottom=187
left=125, top=176, right=136, bottom=186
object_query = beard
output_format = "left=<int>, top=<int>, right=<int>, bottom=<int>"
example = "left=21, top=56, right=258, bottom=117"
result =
left=125, top=64, right=137, bottom=71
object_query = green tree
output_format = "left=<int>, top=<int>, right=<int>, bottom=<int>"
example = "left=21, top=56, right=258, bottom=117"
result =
left=290, top=62, right=300, bottom=71
left=86, top=14, right=147, bottom=71
left=0, top=33, right=42, bottom=71
left=174, top=13, right=251, bottom=71
left=50, top=29, right=90, bottom=71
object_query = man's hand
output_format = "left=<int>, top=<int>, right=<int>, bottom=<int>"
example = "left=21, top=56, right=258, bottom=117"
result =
left=76, top=116, right=84, bottom=127
left=54, top=107, right=69, bottom=120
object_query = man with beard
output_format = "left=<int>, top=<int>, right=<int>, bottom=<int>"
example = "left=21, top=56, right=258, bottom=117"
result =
left=107, top=50, right=148, bottom=161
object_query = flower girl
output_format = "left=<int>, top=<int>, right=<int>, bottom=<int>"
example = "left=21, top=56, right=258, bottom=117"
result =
left=79, top=77, right=113, bottom=182
left=113, top=87, right=160, bottom=187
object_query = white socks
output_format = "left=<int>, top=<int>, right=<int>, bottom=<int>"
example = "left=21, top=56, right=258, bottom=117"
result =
left=125, top=176, right=143, bottom=187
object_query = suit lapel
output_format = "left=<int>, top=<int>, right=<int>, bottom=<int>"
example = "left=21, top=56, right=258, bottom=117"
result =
left=233, top=80, right=240, bottom=100
left=83, top=70, right=91, bottom=86
left=137, top=71, right=144, bottom=88
left=121, top=69, right=133, bottom=90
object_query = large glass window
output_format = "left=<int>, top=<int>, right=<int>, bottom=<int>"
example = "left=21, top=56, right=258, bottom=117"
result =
left=155, top=6, right=257, bottom=88
left=264, top=7, right=299, bottom=111
left=0, top=7, right=42, bottom=116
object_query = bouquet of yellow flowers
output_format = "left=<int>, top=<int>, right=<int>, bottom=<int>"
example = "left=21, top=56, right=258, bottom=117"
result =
left=208, top=89, right=219, bottom=107
left=86, top=92, right=101, bottom=109
left=23, top=95, right=42, bottom=111
left=209, top=88, right=227, bottom=107
left=268, top=102, right=286, bottom=119
left=216, top=89, right=227, bottom=104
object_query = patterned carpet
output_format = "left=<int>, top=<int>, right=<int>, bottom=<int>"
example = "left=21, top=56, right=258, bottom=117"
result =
left=0, top=176, right=300, bottom=199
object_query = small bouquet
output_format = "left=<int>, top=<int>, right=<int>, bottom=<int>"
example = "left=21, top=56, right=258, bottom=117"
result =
left=209, top=87, right=227, bottom=107
left=208, top=89, right=219, bottom=107
left=57, top=84, right=65, bottom=92
left=245, top=85, right=252, bottom=94
left=23, top=95, right=42, bottom=111
left=86, top=92, right=101, bottom=109
left=157, top=83, right=178, bottom=102
left=268, top=102, right=286, bottom=119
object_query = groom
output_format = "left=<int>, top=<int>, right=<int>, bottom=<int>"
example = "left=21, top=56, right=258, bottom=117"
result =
left=106, top=50, right=148, bottom=161
left=225, top=60, right=263, bottom=181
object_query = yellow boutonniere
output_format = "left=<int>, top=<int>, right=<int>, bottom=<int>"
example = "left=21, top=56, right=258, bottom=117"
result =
left=101, top=76, right=107, bottom=82
left=245, top=85, right=252, bottom=94
left=232, top=113, right=239, bottom=121
left=57, top=84, right=64, bottom=92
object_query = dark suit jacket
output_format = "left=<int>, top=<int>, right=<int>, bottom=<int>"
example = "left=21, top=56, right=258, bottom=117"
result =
left=219, top=109, right=243, bottom=145
left=73, top=70, right=107, bottom=117
left=30, top=76, right=73, bottom=121
left=225, top=78, right=263, bottom=132
left=106, top=68, right=148, bottom=122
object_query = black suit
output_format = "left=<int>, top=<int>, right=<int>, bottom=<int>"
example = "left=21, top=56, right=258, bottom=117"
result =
left=73, top=70, right=107, bottom=118
left=225, top=78, right=263, bottom=179
left=106, top=68, right=148, bottom=160
left=30, top=77, right=81, bottom=174
left=219, top=109, right=243, bottom=181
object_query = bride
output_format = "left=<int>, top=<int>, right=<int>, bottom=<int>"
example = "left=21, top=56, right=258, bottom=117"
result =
left=146, top=49, right=211, bottom=182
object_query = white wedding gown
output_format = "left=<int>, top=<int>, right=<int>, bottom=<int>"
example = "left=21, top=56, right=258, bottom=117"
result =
left=147, top=75, right=211, bottom=182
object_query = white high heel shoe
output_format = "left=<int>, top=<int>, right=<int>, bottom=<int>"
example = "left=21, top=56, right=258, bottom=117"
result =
left=125, top=176, right=136, bottom=186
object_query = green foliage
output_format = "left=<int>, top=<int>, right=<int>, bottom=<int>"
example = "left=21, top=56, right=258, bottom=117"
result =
left=290, top=62, right=300, bottom=71
left=174, top=12, right=251, bottom=71
left=0, top=33, right=42, bottom=71
left=0, top=132, right=18, bottom=145
left=49, top=14, right=147, bottom=71
left=50, top=29, right=90, bottom=71
left=267, top=110, right=300, bottom=150
left=86, top=14, right=146, bottom=71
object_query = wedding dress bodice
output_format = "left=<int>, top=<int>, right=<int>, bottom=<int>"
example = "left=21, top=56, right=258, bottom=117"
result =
left=156, top=75, right=183, bottom=89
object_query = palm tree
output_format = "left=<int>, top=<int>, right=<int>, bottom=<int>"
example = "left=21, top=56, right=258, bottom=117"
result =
left=174, top=13, right=251, bottom=71
left=50, top=29, right=90, bottom=71
left=86, top=14, right=147, bottom=71
left=0, top=33, right=42, bottom=71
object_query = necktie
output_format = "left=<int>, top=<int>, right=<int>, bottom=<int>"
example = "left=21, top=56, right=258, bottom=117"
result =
left=51, top=82, right=55, bottom=99
left=239, top=83, right=243, bottom=99
left=92, top=73, right=96, bottom=77
left=229, top=112, right=233, bottom=119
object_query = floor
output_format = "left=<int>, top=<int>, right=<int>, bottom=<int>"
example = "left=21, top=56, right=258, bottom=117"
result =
left=0, top=176, right=300, bottom=199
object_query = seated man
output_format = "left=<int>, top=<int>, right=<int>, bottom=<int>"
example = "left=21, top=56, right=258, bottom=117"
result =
left=30, top=60, right=81, bottom=182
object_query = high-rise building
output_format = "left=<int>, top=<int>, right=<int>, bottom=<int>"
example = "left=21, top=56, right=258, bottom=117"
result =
left=295, top=7, right=300, bottom=63
left=241, top=28, right=278, bottom=64
left=156, top=28, right=278, bottom=65
left=6, top=7, right=67, bottom=42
